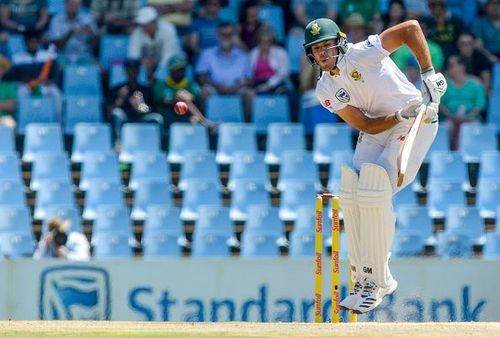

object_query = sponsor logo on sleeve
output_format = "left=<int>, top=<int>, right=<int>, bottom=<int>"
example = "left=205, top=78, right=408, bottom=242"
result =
left=335, top=88, right=350, bottom=103
left=323, top=99, right=331, bottom=107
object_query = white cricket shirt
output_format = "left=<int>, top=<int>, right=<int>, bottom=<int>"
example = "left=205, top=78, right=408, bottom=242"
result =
left=315, top=34, right=420, bottom=118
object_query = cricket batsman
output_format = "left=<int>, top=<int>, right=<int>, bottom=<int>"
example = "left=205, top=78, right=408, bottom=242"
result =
left=303, top=18, right=447, bottom=313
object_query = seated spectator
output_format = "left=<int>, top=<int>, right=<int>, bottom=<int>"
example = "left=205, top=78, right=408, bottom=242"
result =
left=456, top=32, right=493, bottom=93
left=0, top=55, right=17, bottom=128
left=148, top=0, right=195, bottom=37
left=90, top=0, right=139, bottom=35
left=186, top=0, right=223, bottom=56
left=109, top=59, right=164, bottom=139
left=48, top=0, right=99, bottom=65
left=292, top=0, right=337, bottom=29
left=154, top=54, right=201, bottom=128
left=380, top=0, right=407, bottom=31
left=474, top=0, right=500, bottom=59
left=249, top=26, right=289, bottom=95
left=338, top=0, right=380, bottom=26
left=12, top=29, right=51, bottom=65
left=196, top=22, right=252, bottom=118
left=33, top=218, right=90, bottom=261
left=238, top=0, right=264, bottom=51
left=128, top=6, right=180, bottom=86
left=343, top=13, right=368, bottom=44
left=0, top=0, right=49, bottom=35
left=440, top=55, right=487, bottom=150
left=423, top=0, right=467, bottom=60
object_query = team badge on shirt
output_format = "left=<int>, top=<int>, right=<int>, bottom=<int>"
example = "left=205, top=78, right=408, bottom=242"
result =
left=350, top=70, right=362, bottom=81
left=310, top=23, right=321, bottom=35
left=335, top=88, right=350, bottom=103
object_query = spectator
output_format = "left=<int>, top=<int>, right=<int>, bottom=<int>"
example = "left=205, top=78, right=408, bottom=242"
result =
left=187, top=0, right=223, bottom=55
left=12, top=29, right=51, bottom=65
left=109, top=59, right=164, bottom=139
left=153, top=54, right=201, bottom=128
left=90, top=0, right=139, bottom=35
left=128, top=6, right=180, bottom=86
left=338, top=0, right=380, bottom=26
left=423, top=0, right=467, bottom=59
left=196, top=22, right=252, bottom=118
left=0, top=55, right=16, bottom=128
left=292, top=0, right=337, bottom=29
left=48, top=0, right=98, bottom=65
left=249, top=26, right=289, bottom=95
left=0, top=0, right=49, bottom=35
left=440, top=55, right=487, bottom=150
left=456, top=32, right=493, bottom=93
left=238, top=0, right=264, bottom=51
left=148, top=0, right=195, bottom=37
left=474, top=0, right=500, bottom=59
left=33, top=218, right=90, bottom=261
left=343, top=13, right=368, bottom=44
left=381, top=0, right=407, bottom=31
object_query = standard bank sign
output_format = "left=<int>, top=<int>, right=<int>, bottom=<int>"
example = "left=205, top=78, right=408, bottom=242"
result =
left=39, top=266, right=111, bottom=320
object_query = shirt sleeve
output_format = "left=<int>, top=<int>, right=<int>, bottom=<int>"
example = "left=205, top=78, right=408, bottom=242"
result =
left=349, top=35, right=390, bottom=67
left=315, top=79, right=346, bottom=113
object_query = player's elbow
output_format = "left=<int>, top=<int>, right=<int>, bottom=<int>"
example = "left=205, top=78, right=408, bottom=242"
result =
left=404, top=20, right=421, bottom=37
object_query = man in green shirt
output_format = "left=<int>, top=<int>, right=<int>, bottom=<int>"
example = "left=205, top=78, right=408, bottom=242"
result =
left=153, top=54, right=201, bottom=128
left=0, top=55, right=17, bottom=128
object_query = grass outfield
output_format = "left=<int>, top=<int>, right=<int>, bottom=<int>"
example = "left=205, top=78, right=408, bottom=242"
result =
left=1, top=321, right=500, bottom=338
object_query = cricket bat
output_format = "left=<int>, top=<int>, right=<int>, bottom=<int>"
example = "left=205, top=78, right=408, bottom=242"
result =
left=396, top=104, right=426, bottom=187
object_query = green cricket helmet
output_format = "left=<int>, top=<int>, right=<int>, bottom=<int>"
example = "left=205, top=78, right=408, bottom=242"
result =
left=303, top=18, right=347, bottom=66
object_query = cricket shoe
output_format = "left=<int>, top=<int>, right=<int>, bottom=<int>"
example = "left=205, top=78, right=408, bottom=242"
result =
left=339, top=278, right=364, bottom=311
left=352, top=278, right=398, bottom=314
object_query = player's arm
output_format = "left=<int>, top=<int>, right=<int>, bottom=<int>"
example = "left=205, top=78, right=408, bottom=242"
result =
left=336, top=105, right=399, bottom=135
left=379, top=20, right=432, bottom=71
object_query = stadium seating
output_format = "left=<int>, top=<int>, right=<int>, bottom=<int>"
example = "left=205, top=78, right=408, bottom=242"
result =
left=206, top=95, right=244, bottom=123
left=131, top=181, right=173, bottom=221
left=476, top=179, right=500, bottom=219
left=299, top=91, right=339, bottom=134
left=483, top=233, right=500, bottom=259
left=427, top=151, right=468, bottom=189
left=392, top=228, right=427, bottom=257
left=216, top=123, right=257, bottom=165
left=427, top=181, right=466, bottom=219
left=277, top=151, right=319, bottom=190
left=30, top=152, right=72, bottom=191
left=478, top=151, right=500, bottom=182
left=92, top=231, right=134, bottom=259
left=22, top=123, right=64, bottom=162
left=167, top=123, right=209, bottom=164
left=426, top=124, right=451, bottom=157
left=191, top=206, right=233, bottom=258
left=241, top=205, right=283, bottom=258
left=229, top=181, right=270, bottom=221
left=119, top=123, right=161, bottom=163
left=64, top=96, right=102, bottom=134
left=34, top=182, right=75, bottom=220
left=0, top=153, right=22, bottom=183
left=142, top=206, right=183, bottom=258
left=42, top=206, right=82, bottom=233
left=7, top=34, right=26, bottom=56
left=445, top=205, right=484, bottom=240
left=327, top=151, right=354, bottom=193
left=82, top=182, right=124, bottom=220
left=17, top=98, right=58, bottom=134
left=93, top=205, right=132, bottom=234
left=459, top=123, right=497, bottom=163
left=109, top=64, right=128, bottom=87
left=487, top=90, right=500, bottom=126
left=91, top=206, right=135, bottom=258
left=253, top=96, right=290, bottom=134
left=0, top=181, right=26, bottom=208
left=393, top=185, right=418, bottom=211
left=258, top=5, right=285, bottom=42
left=180, top=181, right=221, bottom=221
left=227, top=152, right=268, bottom=191
left=286, top=34, right=304, bottom=74
left=99, top=35, right=129, bottom=69
left=265, top=123, right=305, bottom=164
left=79, top=151, right=121, bottom=191
left=313, top=123, right=353, bottom=164
left=279, top=182, right=316, bottom=221
left=129, top=152, right=170, bottom=190
left=178, top=151, right=219, bottom=191
left=71, top=123, right=113, bottom=162
left=63, top=64, right=102, bottom=97
left=0, top=126, right=16, bottom=154
left=396, top=205, right=434, bottom=239
left=435, top=231, right=473, bottom=258
left=289, top=206, right=318, bottom=257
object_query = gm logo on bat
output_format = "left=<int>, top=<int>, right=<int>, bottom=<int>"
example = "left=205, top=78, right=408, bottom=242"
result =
left=39, top=266, right=111, bottom=320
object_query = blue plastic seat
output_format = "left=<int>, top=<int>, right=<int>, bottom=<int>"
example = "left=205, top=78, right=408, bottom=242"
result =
left=265, top=123, right=305, bottom=164
left=0, top=181, right=26, bottom=208
left=436, top=231, right=473, bottom=258
left=279, top=182, right=316, bottom=221
left=288, top=206, right=322, bottom=257
left=23, top=123, right=64, bottom=162
left=206, top=95, right=244, bottom=123
left=92, top=231, right=133, bottom=258
left=144, top=205, right=182, bottom=232
left=63, top=64, right=102, bottom=97
left=64, top=96, right=102, bottom=134
left=459, top=123, right=497, bottom=163
left=99, top=35, right=129, bottom=69
left=216, top=123, right=257, bottom=164
left=42, top=206, right=82, bottom=233
left=0, top=153, right=22, bottom=183
left=0, top=231, right=35, bottom=258
left=71, top=123, right=112, bottom=162
left=396, top=205, right=433, bottom=237
left=79, top=151, right=121, bottom=190
left=83, top=182, right=124, bottom=220
left=109, top=64, right=128, bottom=87
left=129, top=152, right=170, bottom=190
left=178, top=151, right=219, bottom=190
left=142, top=205, right=183, bottom=257
left=0, top=126, right=16, bottom=154
left=487, top=90, right=500, bottom=126
left=30, top=152, right=72, bottom=191
left=445, top=205, right=484, bottom=240
left=7, top=34, right=26, bottom=56
left=483, top=232, right=500, bottom=259
left=428, top=151, right=468, bottom=189
left=17, top=98, right=58, bottom=134
left=313, top=124, right=353, bottom=164
left=299, top=91, right=339, bottom=134
left=93, top=205, right=132, bottom=234
left=286, top=34, right=304, bottom=73
left=277, top=151, right=319, bottom=191
left=427, top=181, right=465, bottom=219
left=392, top=229, right=427, bottom=257
left=230, top=181, right=270, bottom=221
left=241, top=205, right=283, bottom=258
left=228, top=152, right=268, bottom=191
left=180, top=181, right=221, bottom=221
left=258, top=5, right=285, bottom=42
left=478, top=151, right=500, bottom=182
left=477, top=179, right=500, bottom=218
left=425, top=125, right=450, bottom=160
left=252, top=96, right=290, bottom=134
left=34, top=182, right=75, bottom=219
left=192, top=206, right=232, bottom=258
left=393, top=185, right=418, bottom=211
left=119, top=123, right=161, bottom=163
left=0, top=206, right=32, bottom=234
left=326, top=151, right=354, bottom=193
left=48, top=0, right=65, bottom=15
left=131, top=181, right=173, bottom=221
left=167, top=123, right=209, bottom=164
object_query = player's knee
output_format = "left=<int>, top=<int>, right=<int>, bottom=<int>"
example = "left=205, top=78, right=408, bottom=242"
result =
left=357, top=164, right=392, bottom=207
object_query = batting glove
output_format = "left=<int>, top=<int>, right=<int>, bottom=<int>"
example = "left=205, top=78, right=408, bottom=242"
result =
left=421, top=67, right=447, bottom=104
left=395, top=97, right=424, bottom=122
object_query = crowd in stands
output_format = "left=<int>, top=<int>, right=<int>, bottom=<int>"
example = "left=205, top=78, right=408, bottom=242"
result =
left=0, top=0, right=499, bottom=259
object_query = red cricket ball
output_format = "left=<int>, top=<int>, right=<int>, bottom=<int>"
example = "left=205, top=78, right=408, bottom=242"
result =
left=174, top=101, right=189, bottom=115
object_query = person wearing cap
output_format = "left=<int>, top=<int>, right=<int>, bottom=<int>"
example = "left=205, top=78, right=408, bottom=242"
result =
left=108, top=58, right=164, bottom=139
left=0, top=55, right=17, bottom=129
left=33, top=218, right=90, bottom=260
left=153, top=54, right=201, bottom=128
left=128, top=6, right=180, bottom=85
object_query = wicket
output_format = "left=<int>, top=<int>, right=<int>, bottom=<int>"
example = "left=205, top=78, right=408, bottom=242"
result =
left=314, top=193, right=357, bottom=323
